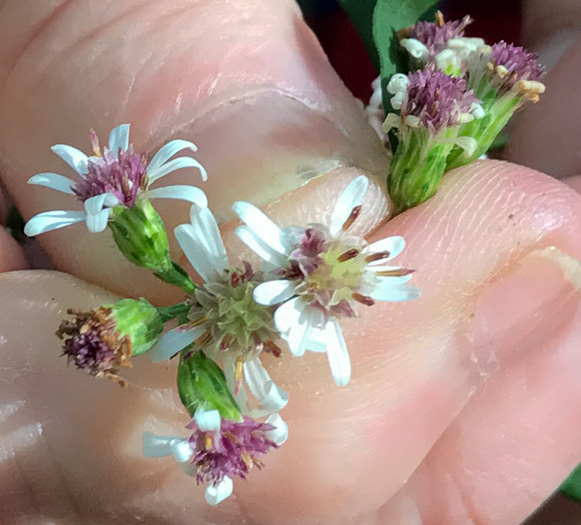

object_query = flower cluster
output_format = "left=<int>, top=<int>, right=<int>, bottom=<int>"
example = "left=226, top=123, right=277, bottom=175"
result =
left=24, top=124, right=420, bottom=506
left=377, top=11, right=545, bottom=212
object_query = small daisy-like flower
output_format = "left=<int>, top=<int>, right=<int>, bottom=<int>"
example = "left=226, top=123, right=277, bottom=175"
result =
left=149, top=203, right=282, bottom=366
left=24, top=124, right=208, bottom=236
left=56, top=298, right=162, bottom=386
left=385, top=69, right=483, bottom=136
left=143, top=409, right=285, bottom=506
left=234, top=176, right=420, bottom=386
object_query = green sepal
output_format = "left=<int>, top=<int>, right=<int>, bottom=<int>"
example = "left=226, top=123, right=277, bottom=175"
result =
left=156, top=302, right=192, bottom=324
left=105, top=298, right=163, bottom=356
left=177, top=350, right=242, bottom=422
left=388, top=127, right=452, bottom=214
left=108, top=199, right=196, bottom=294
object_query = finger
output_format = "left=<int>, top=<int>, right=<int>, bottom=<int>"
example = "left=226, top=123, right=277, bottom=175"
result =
left=0, top=0, right=388, bottom=303
left=3, top=160, right=580, bottom=524
left=564, top=174, right=581, bottom=193
left=505, top=35, right=581, bottom=178
left=379, top=288, right=581, bottom=525
left=0, top=226, right=27, bottom=272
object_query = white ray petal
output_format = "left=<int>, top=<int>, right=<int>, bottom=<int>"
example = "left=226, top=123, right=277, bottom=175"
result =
left=273, top=297, right=304, bottom=335
left=194, top=409, right=221, bottom=432
left=232, top=201, right=287, bottom=255
left=83, top=193, right=118, bottom=215
left=244, top=360, right=289, bottom=416
left=370, top=284, right=421, bottom=302
left=265, top=413, right=289, bottom=446
left=224, top=357, right=248, bottom=411
left=170, top=439, right=194, bottom=463
left=146, top=185, right=208, bottom=207
left=143, top=432, right=187, bottom=458
left=28, top=172, right=76, bottom=194
left=189, top=203, right=228, bottom=272
left=149, top=326, right=205, bottom=362
left=329, top=176, right=369, bottom=236
left=85, top=208, right=111, bottom=233
left=24, top=210, right=86, bottom=236
left=205, top=477, right=233, bottom=506
left=51, top=144, right=89, bottom=176
left=253, top=280, right=297, bottom=306
left=174, top=224, right=219, bottom=282
left=236, top=225, right=288, bottom=267
left=400, top=38, right=429, bottom=61
left=365, top=236, right=406, bottom=263
left=287, top=314, right=310, bottom=357
left=367, top=267, right=414, bottom=284
left=148, top=157, right=208, bottom=184
left=148, top=139, right=200, bottom=175
left=325, top=319, right=351, bottom=386
left=108, top=124, right=130, bottom=153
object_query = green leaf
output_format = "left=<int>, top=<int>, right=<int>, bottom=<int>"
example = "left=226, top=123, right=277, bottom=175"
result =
left=337, top=0, right=380, bottom=70
left=562, top=464, right=581, bottom=501
left=373, top=0, right=439, bottom=110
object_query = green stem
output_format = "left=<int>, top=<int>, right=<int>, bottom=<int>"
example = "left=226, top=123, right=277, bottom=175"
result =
left=156, top=302, right=192, bottom=323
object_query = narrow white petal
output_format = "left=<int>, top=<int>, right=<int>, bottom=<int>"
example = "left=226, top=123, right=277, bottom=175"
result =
left=28, top=172, right=76, bottom=195
left=146, top=185, right=208, bottom=207
left=387, top=73, right=409, bottom=94
left=236, top=225, right=288, bottom=267
left=143, top=432, right=186, bottom=458
left=400, top=38, right=429, bottom=61
left=365, top=236, right=406, bottom=262
left=189, top=203, right=229, bottom=272
left=148, top=140, right=202, bottom=175
left=108, top=124, right=130, bottom=153
left=174, top=224, right=218, bottom=282
left=244, top=359, right=289, bottom=416
left=149, top=326, right=204, bottom=362
left=85, top=208, right=111, bottom=233
left=205, top=477, right=233, bottom=506
left=224, top=357, right=248, bottom=411
left=51, top=144, right=89, bottom=176
left=325, top=319, right=351, bottom=386
left=194, top=409, right=221, bottom=432
left=232, top=201, right=287, bottom=254
left=287, top=315, right=310, bottom=357
left=170, top=440, right=194, bottom=463
left=84, top=193, right=109, bottom=215
left=273, top=297, right=304, bottom=335
left=370, top=284, right=421, bottom=302
left=265, top=414, right=289, bottom=446
left=148, top=156, right=208, bottom=184
left=24, top=210, right=86, bottom=236
left=253, top=280, right=297, bottom=306
left=329, top=176, right=369, bottom=236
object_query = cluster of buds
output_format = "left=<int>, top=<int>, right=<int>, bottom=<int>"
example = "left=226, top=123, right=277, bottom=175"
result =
left=381, top=12, right=545, bottom=212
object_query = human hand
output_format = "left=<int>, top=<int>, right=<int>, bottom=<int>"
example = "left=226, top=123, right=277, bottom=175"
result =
left=0, top=1, right=580, bottom=524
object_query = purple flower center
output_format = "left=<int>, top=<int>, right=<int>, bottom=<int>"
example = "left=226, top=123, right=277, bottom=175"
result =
left=403, top=70, right=477, bottom=134
left=73, top=147, right=148, bottom=207
left=412, top=15, right=471, bottom=56
left=187, top=417, right=277, bottom=484
left=490, top=41, right=543, bottom=90
left=62, top=326, right=116, bottom=375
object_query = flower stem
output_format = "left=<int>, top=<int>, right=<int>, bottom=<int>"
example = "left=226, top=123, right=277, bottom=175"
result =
left=156, top=302, right=192, bottom=323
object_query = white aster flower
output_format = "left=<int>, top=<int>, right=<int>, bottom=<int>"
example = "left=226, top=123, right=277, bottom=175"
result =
left=24, top=124, right=208, bottom=236
left=234, top=176, right=421, bottom=386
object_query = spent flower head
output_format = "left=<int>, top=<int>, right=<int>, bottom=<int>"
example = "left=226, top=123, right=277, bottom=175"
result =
left=234, top=176, right=420, bottom=386
left=57, top=298, right=162, bottom=385
left=25, top=124, right=208, bottom=236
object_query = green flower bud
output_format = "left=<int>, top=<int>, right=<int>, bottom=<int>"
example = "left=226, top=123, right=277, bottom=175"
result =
left=177, top=351, right=242, bottom=422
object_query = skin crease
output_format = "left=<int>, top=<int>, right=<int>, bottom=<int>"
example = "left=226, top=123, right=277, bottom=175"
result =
left=0, top=1, right=580, bottom=524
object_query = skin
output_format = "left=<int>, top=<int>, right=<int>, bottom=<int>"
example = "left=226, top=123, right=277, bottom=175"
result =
left=0, top=0, right=580, bottom=523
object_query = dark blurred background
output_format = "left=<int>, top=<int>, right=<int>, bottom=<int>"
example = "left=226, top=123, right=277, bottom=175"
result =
left=296, top=0, right=581, bottom=523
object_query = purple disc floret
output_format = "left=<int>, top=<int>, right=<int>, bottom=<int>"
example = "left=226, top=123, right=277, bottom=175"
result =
left=187, top=416, right=277, bottom=485
left=491, top=41, right=544, bottom=90
left=73, top=147, right=148, bottom=207
left=403, top=70, right=477, bottom=135
left=411, top=15, right=471, bottom=56
left=62, top=326, right=116, bottom=375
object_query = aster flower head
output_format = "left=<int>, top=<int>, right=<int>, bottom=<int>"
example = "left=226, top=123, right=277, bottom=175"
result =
left=234, top=176, right=420, bottom=386
left=406, top=14, right=473, bottom=58
left=143, top=409, right=285, bottom=505
left=24, top=124, right=208, bottom=236
left=149, top=203, right=281, bottom=366
left=386, top=70, right=482, bottom=136
left=57, top=298, right=163, bottom=386
left=488, top=41, right=545, bottom=97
